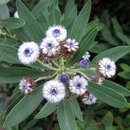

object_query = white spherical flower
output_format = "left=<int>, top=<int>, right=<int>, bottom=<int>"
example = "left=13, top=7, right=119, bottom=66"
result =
left=43, top=80, right=65, bottom=103
left=64, top=38, right=79, bottom=52
left=98, top=58, right=116, bottom=78
left=82, top=93, right=97, bottom=105
left=40, top=37, right=60, bottom=57
left=69, top=75, right=88, bottom=95
left=46, top=25, right=67, bottom=42
left=82, top=52, right=90, bottom=60
left=14, top=11, right=19, bottom=18
left=19, top=78, right=34, bottom=94
left=18, top=42, right=40, bottom=64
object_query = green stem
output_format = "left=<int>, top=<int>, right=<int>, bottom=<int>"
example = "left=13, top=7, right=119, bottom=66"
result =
left=37, top=60, right=57, bottom=71
left=61, top=57, right=64, bottom=70
left=52, top=59, right=60, bottom=68
left=76, top=71, right=91, bottom=81
left=35, top=72, right=57, bottom=83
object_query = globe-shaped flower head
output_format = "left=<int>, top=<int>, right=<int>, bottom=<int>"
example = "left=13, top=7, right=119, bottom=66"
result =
left=18, top=42, right=40, bottom=64
left=98, top=57, right=116, bottom=78
left=43, top=80, right=65, bottom=103
left=46, top=25, right=67, bottom=42
left=40, top=37, right=60, bottom=57
left=69, top=75, right=88, bottom=95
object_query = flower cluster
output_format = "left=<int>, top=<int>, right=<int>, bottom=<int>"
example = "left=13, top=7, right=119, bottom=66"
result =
left=18, top=25, right=116, bottom=105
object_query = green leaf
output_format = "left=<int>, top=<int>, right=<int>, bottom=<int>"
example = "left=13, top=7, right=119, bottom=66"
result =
left=0, top=0, right=10, bottom=5
left=101, top=25, right=118, bottom=46
left=69, top=22, right=102, bottom=64
left=112, top=17, right=130, bottom=45
left=115, top=32, right=130, bottom=45
left=22, top=119, right=38, bottom=130
left=70, top=97, right=83, bottom=121
left=103, top=80, right=130, bottom=96
left=0, top=4, right=9, bottom=19
left=0, top=38, right=20, bottom=47
left=111, top=17, right=122, bottom=32
left=0, top=67, right=52, bottom=84
left=86, top=120, right=99, bottom=130
left=32, top=0, right=49, bottom=18
left=70, top=0, right=91, bottom=41
left=48, top=0, right=61, bottom=25
left=4, top=86, right=43, bottom=128
left=81, top=69, right=98, bottom=77
left=88, top=81, right=129, bottom=108
left=57, top=99, right=78, bottom=130
left=0, top=44, right=19, bottom=64
left=0, top=18, right=25, bottom=30
left=118, top=71, right=130, bottom=80
left=35, top=102, right=57, bottom=119
left=62, top=0, right=77, bottom=31
left=102, top=112, right=113, bottom=130
left=16, top=0, right=43, bottom=43
left=120, top=63, right=130, bottom=72
left=92, top=46, right=130, bottom=64
left=32, top=0, right=49, bottom=32
left=90, top=43, right=111, bottom=53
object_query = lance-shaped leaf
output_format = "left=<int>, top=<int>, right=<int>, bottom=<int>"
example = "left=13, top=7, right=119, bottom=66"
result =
left=0, top=38, right=20, bottom=47
left=88, top=81, right=129, bottom=108
left=57, top=99, right=78, bottom=130
left=0, top=44, right=19, bottom=64
left=112, top=17, right=130, bottom=45
left=69, top=22, right=102, bottom=65
left=103, top=80, right=130, bottom=96
left=4, top=86, right=43, bottom=128
left=91, top=46, right=130, bottom=64
left=62, top=0, right=77, bottom=31
left=16, top=0, right=43, bottom=43
left=70, top=97, right=83, bottom=121
left=0, top=67, right=52, bottom=84
left=70, top=0, right=92, bottom=41
left=35, top=102, right=57, bottom=119
left=0, top=18, right=25, bottom=30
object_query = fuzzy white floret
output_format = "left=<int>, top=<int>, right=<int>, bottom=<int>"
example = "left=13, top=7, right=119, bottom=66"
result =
left=40, top=36, right=60, bottom=56
left=98, top=57, right=116, bottom=78
left=46, top=25, right=67, bottom=42
left=14, top=11, right=19, bottom=18
left=82, top=93, right=97, bottom=105
left=18, top=42, right=40, bottom=64
left=19, top=79, right=33, bottom=94
left=64, top=38, right=79, bottom=52
left=43, top=80, right=65, bottom=103
left=82, top=52, right=90, bottom=60
left=69, top=75, right=88, bottom=95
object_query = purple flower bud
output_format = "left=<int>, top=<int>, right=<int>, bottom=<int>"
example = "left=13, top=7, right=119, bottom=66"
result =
left=80, top=59, right=89, bottom=68
left=60, top=73, right=69, bottom=83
